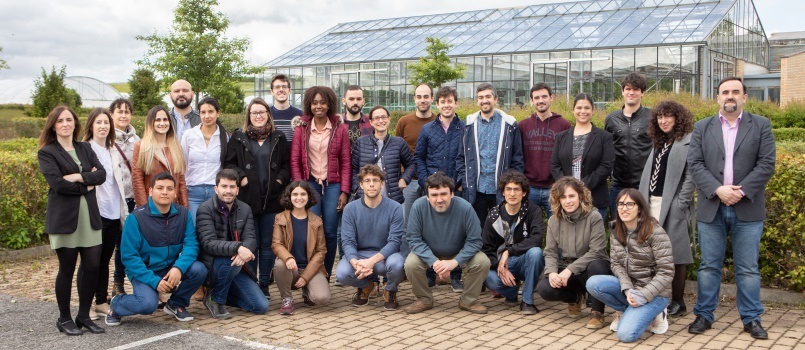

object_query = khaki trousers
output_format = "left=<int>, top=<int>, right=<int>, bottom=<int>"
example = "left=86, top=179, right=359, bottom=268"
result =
left=404, top=252, right=490, bottom=305
left=273, top=258, right=331, bottom=305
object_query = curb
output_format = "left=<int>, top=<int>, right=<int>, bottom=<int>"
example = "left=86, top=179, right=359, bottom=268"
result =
left=0, top=244, right=53, bottom=263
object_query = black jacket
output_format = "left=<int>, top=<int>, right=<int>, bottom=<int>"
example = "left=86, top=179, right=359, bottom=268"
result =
left=38, top=141, right=107, bottom=234
left=223, top=129, right=290, bottom=215
left=550, top=125, right=614, bottom=209
left=196, top=197, right=258, bottom=284
left=351, top=133, right=415, bottom=203
left=481, top=199, right=545, bottom=269
left=604, top=106, right=653, bottom=188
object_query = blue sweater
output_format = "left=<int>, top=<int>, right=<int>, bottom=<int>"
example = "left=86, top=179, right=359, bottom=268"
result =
left=340, top=196, right=405, bottom=263
left=406, top=196, right=481, bottom=266
left=121, top=198, right=199, bottom=289
left=414, top=115, right=465, bottom=187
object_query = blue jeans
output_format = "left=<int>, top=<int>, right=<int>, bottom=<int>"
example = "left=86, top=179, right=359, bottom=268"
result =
left=586, top=275, right=669, bottom=343
left=187, top=184, right=215, bottom=219
left=484, top=247, right=544, bottom=305
left=694, top=203, right=764, bottom=324
left=598, top=208, right=608, bottom=223
left=335, top=251, right=405, bottom=292
left=250, top=212, right=278, bottom=286
left=211, top=257, right=269, bottom=314
left=111, top=261, right=207, bottom=317
left=528, top=187, right=552, bottom=218
left=308, top=178, right=342, bottom=278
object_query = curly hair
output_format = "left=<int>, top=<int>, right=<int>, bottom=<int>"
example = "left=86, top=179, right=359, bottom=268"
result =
left=622, top=72, right=647, bottom=92
left=549, top=176, right=593, bottom=218
left=303, top=86, right=338, bottom=118
left=280, top=180, right=319, bottom=210
left=648, top=100, right=695, bottom=148
left=497, top=169, right=530, bottom=196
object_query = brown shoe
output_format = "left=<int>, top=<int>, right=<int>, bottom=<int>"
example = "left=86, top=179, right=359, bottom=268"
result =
left=404, top=299, right=434, bottom=314
left=458, top=300, right=488, bottom=314
left=352, top=285, right=373, bottom=307
left=382, top=289, right=398, bottom=310
left=586, top=311, right=606, bottom=329
left=568, top=294, right=584, bottom=318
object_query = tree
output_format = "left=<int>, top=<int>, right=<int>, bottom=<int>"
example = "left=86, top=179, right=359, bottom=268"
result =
left=207, top=80, right=245, bottom=114
left=408, top=37, right=466, bottom=88
left=30, top=66, right=82, bottom=118
left=0, top=46, right=9, bottom=73
left=128, top=68, right=164, bottom=115
left=136, top=0, right=261, bottom=104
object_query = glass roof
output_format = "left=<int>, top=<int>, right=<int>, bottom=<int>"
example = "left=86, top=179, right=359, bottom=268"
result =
left=269, top=0, right=739, bottom=67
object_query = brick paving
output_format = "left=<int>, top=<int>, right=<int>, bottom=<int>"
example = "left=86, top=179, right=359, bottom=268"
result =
left=1, top=255, right=803, bottom=350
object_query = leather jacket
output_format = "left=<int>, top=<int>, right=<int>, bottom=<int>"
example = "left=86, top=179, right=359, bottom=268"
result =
left=604, top=106, right=653, bottom=188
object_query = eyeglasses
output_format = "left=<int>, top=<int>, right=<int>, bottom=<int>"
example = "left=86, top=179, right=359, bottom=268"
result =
left=361, top=178, right=383, bottom=184
left=272, top=85, right=290, bottom=90
left=372, top=115, right=390, bottom=121
left=616, top=202, right=637, bottom=210
left=250, top=111, right=267, bottom=117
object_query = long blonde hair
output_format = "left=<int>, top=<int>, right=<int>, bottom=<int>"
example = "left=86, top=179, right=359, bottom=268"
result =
left=136, top=106, right=186, bottom=174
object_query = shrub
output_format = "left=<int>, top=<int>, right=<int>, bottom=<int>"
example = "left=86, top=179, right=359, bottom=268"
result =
left=772, top=128, right=805, bottom=142
left=0, top=149, right=47, bottom=249
left=30, top=66, right=82, bottom=118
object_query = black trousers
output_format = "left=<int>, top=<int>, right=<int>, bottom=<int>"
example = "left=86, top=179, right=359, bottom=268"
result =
left=536, top=259, right=611, bottom=313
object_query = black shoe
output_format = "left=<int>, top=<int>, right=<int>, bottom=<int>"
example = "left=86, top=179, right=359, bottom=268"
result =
left=56, top=318, right=83, bottom=336
left=688, top=315, right=713, bottom=334
left=427, top=275, right=436, bottom=288
left=520, top=302, right=539, bottom=315
left=743, top=320, right=769, bottom=339
left=75, top=318, right=105, bottom=334
left=259, top=284, right=270, bottom=299
left=668, top=300, right=687, bottom=317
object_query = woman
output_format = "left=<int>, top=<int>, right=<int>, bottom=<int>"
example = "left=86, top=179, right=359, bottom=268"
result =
left=37, top=105, right=107, bottom=335
left=537, top=176, right=610, bottom=329
left=182, top=97, right=229, bottom=217
left=351, top=105, right=414, bottom=203
left=81, top=108, right=128, bottom=321
left=110, top=98, right=138, bottom=297
left=224, top=97, right=290, bottom=297
left=290, top=86, right=350, bottom=278
left=586, top=189, right=674, bottom=342
left=551, top=93, right=614, bottom=220
left=638, top=100, right=695, bottom=317
left=272, top=181, right=331, bottom=315
left=132, top=106, right=188, bottom=207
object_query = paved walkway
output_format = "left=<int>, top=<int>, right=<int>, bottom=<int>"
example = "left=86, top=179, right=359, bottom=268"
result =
left=1, top=255, right=803, bottom=350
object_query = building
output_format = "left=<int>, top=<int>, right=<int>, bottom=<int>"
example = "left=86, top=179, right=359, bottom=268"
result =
left=0, top=76, right=123, bottom=108
left=258, top=0, right=769, bottom=110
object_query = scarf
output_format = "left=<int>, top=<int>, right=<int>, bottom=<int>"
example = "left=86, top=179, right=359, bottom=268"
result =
left=246, top=125, right=271, bottom=141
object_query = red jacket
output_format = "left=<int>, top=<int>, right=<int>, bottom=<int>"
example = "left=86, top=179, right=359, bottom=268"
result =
left=290, top=114, right=351, bottom=194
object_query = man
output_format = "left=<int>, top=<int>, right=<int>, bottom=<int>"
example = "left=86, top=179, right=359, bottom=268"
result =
left=604, top=73, right=652, bottom=217
left=395, top=83, right=436, bottom=222
left=687, top=77, right=776, bottom=339
left=196, top=169, right=268, bottom=319
left=457, top=82, right=524, bottom=227
left=481, top=170, right=545, bottom=315
left=336, top=165, right=405, bottom=310
left=269, top=74, right=303, bottom=143
left=106, top=172, right=207, bottom=326
left=342, top=85, right=372, bottom=145
left=169, top=79, right=200, bottom=140
left=413, top=86, right=466, bottom=292
left=518, top=83, right=571, bottom=218
left=404, top=172, right=491, bottom=314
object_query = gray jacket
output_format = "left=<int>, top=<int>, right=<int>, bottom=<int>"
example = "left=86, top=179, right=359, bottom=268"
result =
left=609, top=223, right=675, bottom=301
left=687, top=112, right=776, bottom=222
left=639, top=132, right=695, bottom=264
left=543, top=209, right=608, bottom=276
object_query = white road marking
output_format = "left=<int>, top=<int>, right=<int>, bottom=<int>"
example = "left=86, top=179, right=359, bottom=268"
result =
left=223, top=336, right=294, bottom=349
left=108, top=329, right=190, bottom=350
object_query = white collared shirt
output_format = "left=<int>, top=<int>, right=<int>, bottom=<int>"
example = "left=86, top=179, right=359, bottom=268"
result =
left=181, top=125, right=226, bottom=186
left=89, top=140, right=122, bottom=220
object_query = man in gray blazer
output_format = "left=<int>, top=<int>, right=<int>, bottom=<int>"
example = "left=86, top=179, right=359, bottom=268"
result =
left=686, top=77, right=776, bottom=339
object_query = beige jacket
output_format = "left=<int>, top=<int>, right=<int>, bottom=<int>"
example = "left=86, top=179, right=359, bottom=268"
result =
left=543, top=209, right=608, bottom=276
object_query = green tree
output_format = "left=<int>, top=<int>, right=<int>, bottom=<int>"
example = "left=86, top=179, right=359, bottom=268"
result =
left=30, top=66, right=82, bottom=118
left=136, top=0, right=261, bottom=104
left=207, top=80, right=245, bottom=114
left=0, top=46, right=9, bottom=73
left=128, top=68, right=164, bottom=115
left=408, top=37, right=466, bottom=88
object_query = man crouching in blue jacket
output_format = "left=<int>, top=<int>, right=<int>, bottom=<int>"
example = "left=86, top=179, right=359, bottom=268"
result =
left=106, top=172, right=207, bottom=326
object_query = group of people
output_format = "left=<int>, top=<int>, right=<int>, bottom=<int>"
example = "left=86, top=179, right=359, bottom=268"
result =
left=37, top=72, right=776, bottom=343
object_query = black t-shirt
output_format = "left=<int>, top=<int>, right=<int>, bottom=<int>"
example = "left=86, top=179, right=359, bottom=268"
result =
left=346, top=119, right=362, bottom=145
left=290, top=215, right=309, bottom=269
left=271, top=105, right=303, bottom=143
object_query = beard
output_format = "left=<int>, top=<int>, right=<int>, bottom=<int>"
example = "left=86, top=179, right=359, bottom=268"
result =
left=172, top=97, right=192, bottom=109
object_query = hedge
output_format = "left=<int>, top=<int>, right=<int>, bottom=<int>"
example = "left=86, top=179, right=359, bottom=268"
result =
left=0, top=144, right=47, bottom=249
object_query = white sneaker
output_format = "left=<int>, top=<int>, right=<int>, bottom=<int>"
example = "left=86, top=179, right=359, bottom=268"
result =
left=650, top=308, right=669, bottom=334
left=610, top=311, right=622, bottom=332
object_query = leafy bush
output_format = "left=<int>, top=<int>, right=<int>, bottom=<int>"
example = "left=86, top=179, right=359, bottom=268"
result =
left=31, top=66, right=82, bottom=118
left=772, top=128, right=805, bottom=142
left=0, top=149, right=47, bottom=249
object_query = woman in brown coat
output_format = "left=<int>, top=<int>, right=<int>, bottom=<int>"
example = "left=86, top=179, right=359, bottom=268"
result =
left=132, top=106, right=188, bottom=207
left=272, top=180, right=331, bottom=316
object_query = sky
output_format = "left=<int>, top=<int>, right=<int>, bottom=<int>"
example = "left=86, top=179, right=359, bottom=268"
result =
left=0, top=0, right=802, bottom=84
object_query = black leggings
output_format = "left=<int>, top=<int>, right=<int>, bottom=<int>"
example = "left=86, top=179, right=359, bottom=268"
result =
left=537, top=259, right=611, bottom=313
left=78, top=217, right=121, bottom=304
left=672, top=264, right=687, bottom=302
left=55, top=245, right=102, bottom=320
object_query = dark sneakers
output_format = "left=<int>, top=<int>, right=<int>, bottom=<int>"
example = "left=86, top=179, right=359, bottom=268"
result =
left=164, top=302, right=194, bottom=322
left=688, top=315, right=713, bottom=334
left=520, top=302, right=539, bottom=315
left=204, top=293, right=232, bottom=320
left=105, top=309, right=122, bottom=327
left=351, top=285, right=374, bottom=307
left=259, top=284, right=270, bottom=299
left=383, top=289, right=398, bottom=310
left=667, top=300, right=687, bottom=317
left=743, top=320, right=769, bottom=339
left=451, top=279, right=464, bottom=293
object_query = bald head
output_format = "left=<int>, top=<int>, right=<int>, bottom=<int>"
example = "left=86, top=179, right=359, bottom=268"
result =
left=170, top=79, right=193, bottom=110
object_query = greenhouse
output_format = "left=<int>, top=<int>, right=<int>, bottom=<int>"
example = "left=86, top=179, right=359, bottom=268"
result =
left=258, top=0, right=768, bottom=110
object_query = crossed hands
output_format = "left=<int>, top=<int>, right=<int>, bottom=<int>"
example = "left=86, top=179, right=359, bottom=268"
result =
left=433, top=259, right=460, bottom=282
left=231, top=246, right=254, bottom=266
left=157, top=267, right=182, bottom=293
left=715, top=185, right=743, bottom=206
left=497, top=251, right=517, bottom=287
left=351, top=258, right=376, bottom=279
left=284, top=258, right=308, bottom=288
left=548, top=269, right=573, bottom=289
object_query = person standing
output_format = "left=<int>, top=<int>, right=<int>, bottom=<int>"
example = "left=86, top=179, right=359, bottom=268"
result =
left=341, top=85, right=372, bottom=144
left=38, top=105, right=107, bottom=335
left=395, top=83, right=436, bottom=220
left=132, top=106, right=188, bottom=207
left=638, top=100, right=696, bottom=317
left=169, top=79, right=200, bottom=140
left=110, top=98, right=138, bottom=297
left=269, top=74, right=303, bottom=143
left=181, top=97, right=229, bottom=217
left=519, top=82, right=571, bottom=218
left=686, top=77, right=776, bottom=339
left=605, top=73, right=653, bottom=217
